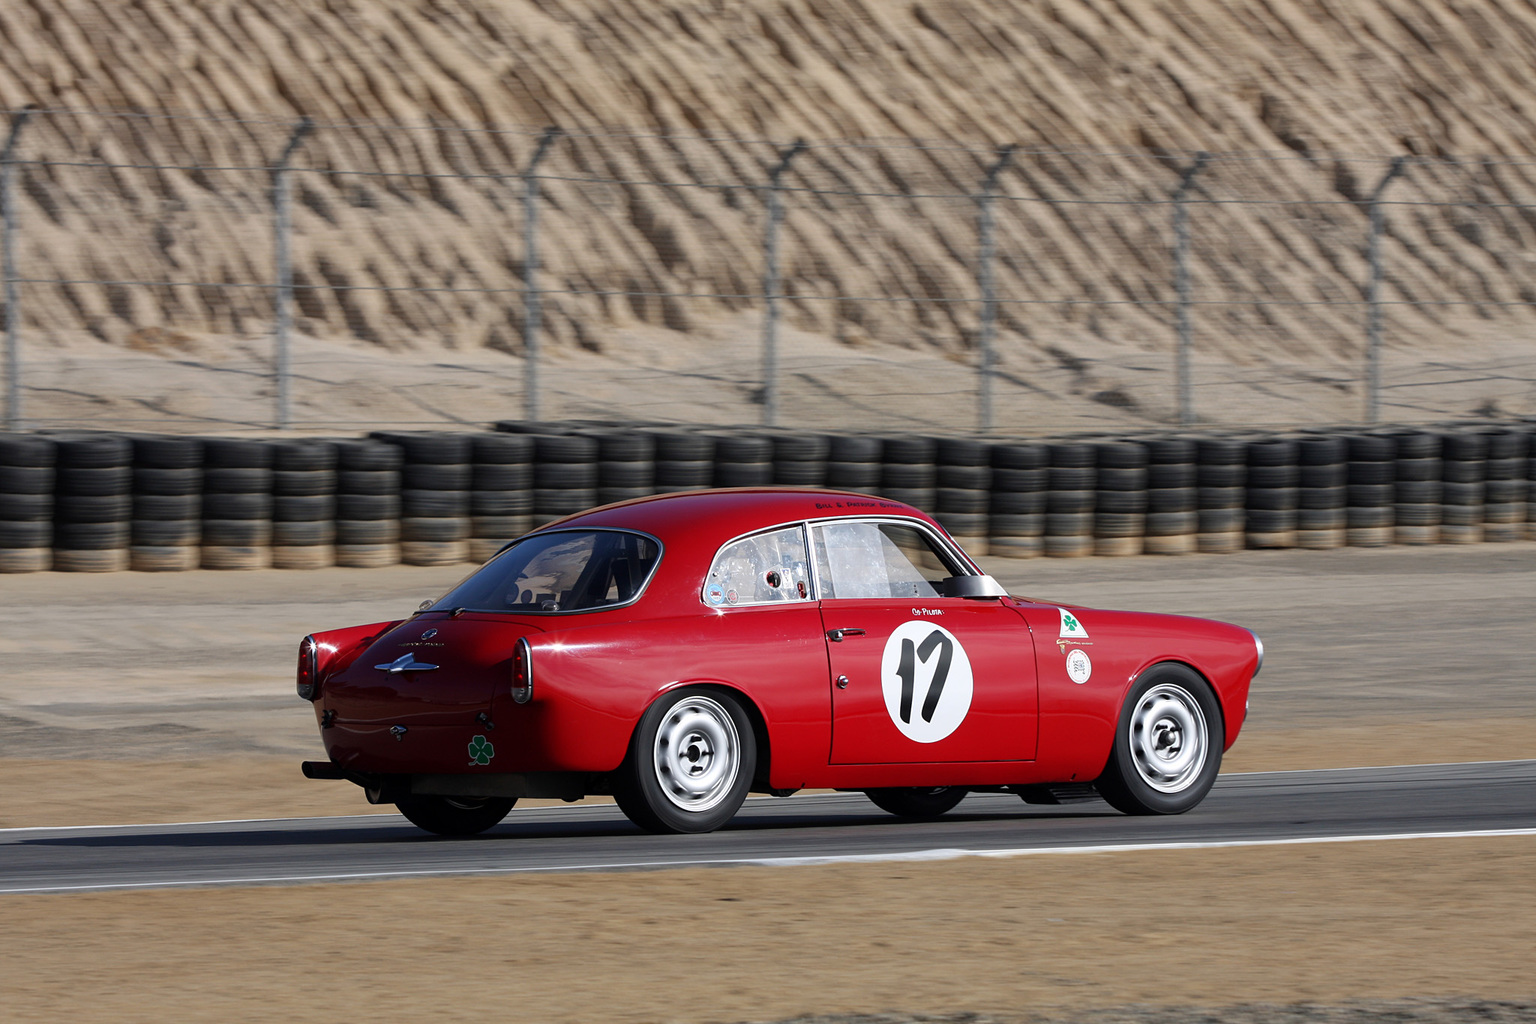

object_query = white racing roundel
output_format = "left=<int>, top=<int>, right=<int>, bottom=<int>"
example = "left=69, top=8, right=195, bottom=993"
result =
left=879, top=621, right=974, bottom=743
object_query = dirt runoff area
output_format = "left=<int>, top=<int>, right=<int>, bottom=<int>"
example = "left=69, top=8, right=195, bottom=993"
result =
left=2, top=838, right=1534, bottom=1023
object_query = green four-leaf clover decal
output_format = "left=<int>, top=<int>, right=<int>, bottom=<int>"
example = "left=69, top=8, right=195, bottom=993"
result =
left=468, top=734, right=495, bottom=766
left=1064, top=613, right=1081, bottom=633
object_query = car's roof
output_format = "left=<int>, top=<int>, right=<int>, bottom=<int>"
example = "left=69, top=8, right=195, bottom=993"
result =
left=539, top=487, right=942, bottom=545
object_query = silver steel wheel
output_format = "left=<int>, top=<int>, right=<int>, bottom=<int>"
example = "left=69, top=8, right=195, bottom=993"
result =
left=651, top=695, right=741, bottom=814
left=1128, top=683, right=1208, bottom=793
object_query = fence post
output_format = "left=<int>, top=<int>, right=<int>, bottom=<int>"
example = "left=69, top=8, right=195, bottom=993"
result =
left=1172, top=151, right=1209, bottom=427
left=270, top=116, right=312, bottom=430
left=976, top=144, right=1016, bottom=435
left=1366, top=156, right=1407, bottom=424
left=761, top=139, right=805, bottom=429
left=2, top=108, right=33, bottom=433
left=522, top=126, right=561, bottom=423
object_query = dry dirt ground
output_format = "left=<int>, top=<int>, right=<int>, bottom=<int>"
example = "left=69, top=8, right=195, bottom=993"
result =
left=2, top=839, right=1533, bottom=1023
left=2, top=544, right=1534, bottom=1023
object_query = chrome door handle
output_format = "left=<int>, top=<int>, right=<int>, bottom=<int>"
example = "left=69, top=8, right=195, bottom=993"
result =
left=827, top=628, right=867, bottom=642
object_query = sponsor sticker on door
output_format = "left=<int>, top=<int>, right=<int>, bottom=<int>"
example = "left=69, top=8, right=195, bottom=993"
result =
left=879, top=621, right=974, bottom=743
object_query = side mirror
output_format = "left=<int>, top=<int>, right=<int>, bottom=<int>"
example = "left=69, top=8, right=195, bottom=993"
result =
left=941, top=575, right=1009, bottom=599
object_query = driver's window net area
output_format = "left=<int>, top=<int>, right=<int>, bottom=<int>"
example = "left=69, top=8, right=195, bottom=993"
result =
left=814, top=521, right=960, bottom=599
left=704, top=527, right=811, bottom=607
left=431, top=530, right=660, bottom=613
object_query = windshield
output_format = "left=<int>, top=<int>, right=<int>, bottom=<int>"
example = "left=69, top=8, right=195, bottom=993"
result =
left=429, top=529, right=661, bottom=613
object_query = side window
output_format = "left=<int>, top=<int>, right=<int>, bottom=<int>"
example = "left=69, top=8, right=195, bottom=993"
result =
left=814, top=521, right=963, bottom=600
left=704, top=526, right=812, bottom=607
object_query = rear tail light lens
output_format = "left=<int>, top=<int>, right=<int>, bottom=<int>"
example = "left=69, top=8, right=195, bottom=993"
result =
left=297, top=635, right=320, bottom=701
left=510, top=636, right=534, bottom=704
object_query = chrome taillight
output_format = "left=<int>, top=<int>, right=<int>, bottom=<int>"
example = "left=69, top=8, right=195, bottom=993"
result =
left=297, top=635, right=320, bottom=701
left=510, top=636, right=534, bottom=704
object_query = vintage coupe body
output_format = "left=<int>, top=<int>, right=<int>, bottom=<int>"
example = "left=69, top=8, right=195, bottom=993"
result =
left=299, top=488, right=1262, bottom=835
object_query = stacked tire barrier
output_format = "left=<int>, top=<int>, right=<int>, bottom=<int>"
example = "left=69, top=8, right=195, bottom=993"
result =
left=377, top=432, right=473, bottom=566
left=771, top=433, right=829, bottom=487
left=825, top=435, right=882, bottom=495
left=334, top=438, right=402, bottom=568
left=530, top=433, right=598, bottom=529
left=1143, top=437, right=1198, bottom=555
left=0, top=434, right=54, bottom=573
left=1346, top=433, right=1396, bottom=547
left=1044, top=441, right=1094, bottom=558
left=881, top=436, right=937, bottom=513
left=54, top=433, right=133, bottom=572
left=713, top=434, right=773, bottom=487
left=201, top=438, right=273, bottom=570
left=1392, top=430, right=1441, bottom=545
left=935, top=437, right=990, bottom=555
left=1296, top=434, right=1347, bottom=550
left=1093, top=440, right=1147, bottom=557
left=987, top=441, right=1046, bottom=559
left=271, top=440, right=337, bottom=570
left=652, top=431, right=713, bottom=493
left=470, top=432, right=535, bottom=563
left=1440, top=431, right=1486, bottom=544
left=1483, top=428, right=1528, bottom=543
left=1196, top=437, right=1245, bottom=554
left=1244, top=437, right=1298, bottom=550
left=6, top=422, right=1536, bottom=574
left=594, top=430, right=651, bottom=507
left=130, top=435, right=202, bottom=572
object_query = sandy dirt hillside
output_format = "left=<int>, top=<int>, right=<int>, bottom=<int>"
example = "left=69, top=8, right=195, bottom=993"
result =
left=2, top=1, right=1536, bottom=431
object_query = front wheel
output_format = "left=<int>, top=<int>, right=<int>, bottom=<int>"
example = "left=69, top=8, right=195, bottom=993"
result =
left=395, top=795, right=516, bottom=836
left=1095, top=664, right=1223, bottom=815
left=863, top=786, right=968, bottom=819
left=613, top=688, right=757, bottom=834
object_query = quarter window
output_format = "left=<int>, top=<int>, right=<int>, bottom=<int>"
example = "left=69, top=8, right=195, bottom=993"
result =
left=813, top=521, right=963, bottom=599
left=704, top=526, right=812, bottom=607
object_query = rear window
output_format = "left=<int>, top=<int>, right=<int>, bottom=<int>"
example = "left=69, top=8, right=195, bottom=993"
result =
left=429, top=530, right=661, bottom=613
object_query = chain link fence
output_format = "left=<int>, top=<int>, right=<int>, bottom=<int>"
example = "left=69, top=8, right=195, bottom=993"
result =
left=3, top=108, right=1535, bottom=436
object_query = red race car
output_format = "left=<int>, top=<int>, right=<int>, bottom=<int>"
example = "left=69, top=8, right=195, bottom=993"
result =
left=299, top=489, right=1262, bottom=836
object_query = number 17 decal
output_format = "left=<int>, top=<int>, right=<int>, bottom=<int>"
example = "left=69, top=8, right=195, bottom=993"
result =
left=880, top=621, right=974, bottom=743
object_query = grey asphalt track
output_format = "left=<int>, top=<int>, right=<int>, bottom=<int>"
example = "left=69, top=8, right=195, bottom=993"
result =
left=3, top=760, right=1533, bottom=893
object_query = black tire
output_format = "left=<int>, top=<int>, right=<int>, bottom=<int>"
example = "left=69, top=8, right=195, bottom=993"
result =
left=652, top=432, right=715, bottom=461
left=372, top=431, right=474, bottom=464
left=990, top=490, right=1047, bottom=515
left=202, top=492, right=273, bottom=520
left=533, top=434, right=599, bottom=463
left=404, top=463, right=473, bottom=490
left=0, top=465, right=54, bottom=493
left=273, top=470, right=337, bottom=496
left=829, top=435, right=883, bottom=463
left=612, top=688, right=756, bottom=834
left=473, top=432, right=537, bottom=464
left=1095, top=442, right=1147, bottom=469
left=337, top=470, right=400, bottom=495
left=337, top=493, right=400, bottom=520
left=826, top=461, right=882, bottom=488
left=129, top=435, right=201, bottom=470
left=203, top=467, right=272, bottom=493
left=863, top=786, right=968, bottom=819
left=936, top=464, right=990, bottom=489
left=134, top=467, right=202, bottom=495
left=54, top=434, right=132, bottom=468
left=0, top=434, right=56, bottom=466
left=1046, top=489, right=1095, bottom=514
left=714, top=463, right=773, bottom=487
left=401, top=488, right=470, bottom=517
left=394, top=795, right=516, bottom=837
left=475, top=463, right=534, bottom=490
left=1146, top=463, right=1196, bottom=489
left=1047, top=441, right=1095, bottom=468
left=202, top=438, right=272, bottom=469
left=273, top=495, right=336, bottom=522
left=335, top=441, right=403, bottom=471
left=56, top=466, right=132, bottom=496
left=935, top=437, right=988, bottom=466
left=1347, top=461, right=1395, bottom=485
left=882, top=464, right=937, bottom=489
left=534, top=462, right=598, bottom=489
left=1095, top=490, right=1147, bottom=514
left=936, top=488, right=989, bottom=514
left=883, top=436, right=937, bottom=464
left=0, top=492, right=51, bottom=520
left=471, top=490, right=533, bottom=516
left=1146, top=488, right=1195, bottom=513
left=1197, top=463, right=1246, bottom=488
left=271, top=440, right=337, bottom=472
left=1095, top=665, right=1223, bottom=815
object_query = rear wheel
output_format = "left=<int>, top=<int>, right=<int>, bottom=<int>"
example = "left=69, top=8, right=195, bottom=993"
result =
left=863, top=786, right=968, bottom=819
left=1096, top=664, right=1223, bottom=815
left=395, top=794, right=516, bottom=836
left=614, top=688, right=756, bottom=834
